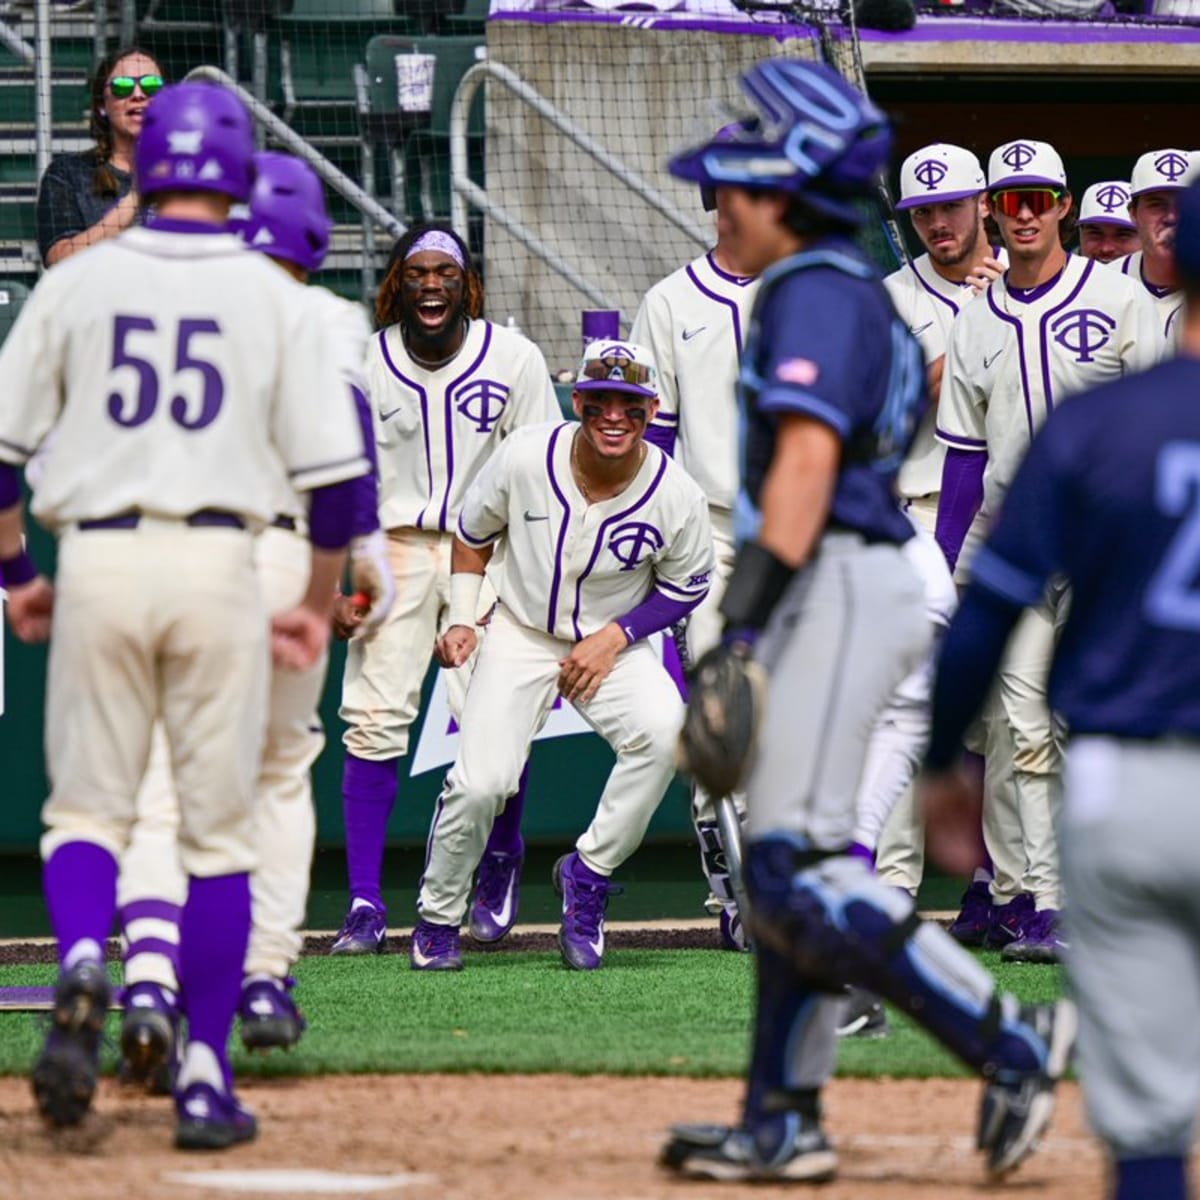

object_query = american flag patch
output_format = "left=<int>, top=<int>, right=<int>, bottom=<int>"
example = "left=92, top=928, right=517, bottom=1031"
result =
left=775, top=357, right=820, bottom=386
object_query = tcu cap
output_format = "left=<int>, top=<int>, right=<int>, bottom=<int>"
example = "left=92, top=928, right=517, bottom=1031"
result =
left=1078, top=181, right=1134, bottom=228
left=988, top=140, right=1067, bottom=191
left=575, top=340, right=659, bottom=399
left=1130, top=149, right=1194, bottom=197
left=896, top=144, right=986, bottom=210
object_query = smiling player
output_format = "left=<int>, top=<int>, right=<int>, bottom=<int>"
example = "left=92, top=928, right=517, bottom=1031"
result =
left=1076, top=181, right=1139, bottom=265
left=412, top=341, right=713, bottom=972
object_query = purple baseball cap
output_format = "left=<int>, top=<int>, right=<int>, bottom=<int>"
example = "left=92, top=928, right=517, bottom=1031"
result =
left=576, top=340, right=658, bottom=399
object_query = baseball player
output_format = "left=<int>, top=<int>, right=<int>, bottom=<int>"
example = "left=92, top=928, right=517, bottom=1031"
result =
left=1076, top=180, right=1139, bottom=264
left=332, top=223, right=560, bottom=956
left=868, top=143, right=1004, bottom=917
left=630, top=146, right=760, bottom=951
left=661, top=60, right=1074, bottom=1184
left=0, top=84, right=368, bottom=1148
left=412, top=341, right=713, bottom=972
left=921, top=175, right=1200, bottom=1200
left=114, top=150, right=391, bottom=1086
left=936, top=139, right=1164, bottom=963
left=1113, top=149, right=1191, bottom=342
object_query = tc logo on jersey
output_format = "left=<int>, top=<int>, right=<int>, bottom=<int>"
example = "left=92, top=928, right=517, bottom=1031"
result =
left=608, top=522, right=665, bottom=571
left=1095, top=183, right=1130, bottom=213
left=455, top=379, right=511, bottom=433
left=1001, top=142, right=1036, bottom=170
left=1154, top=151, right=1190, bottom=183
left=1050, top=309, right=1117, bottom=364
left=913, top=159, right=948, bottom=190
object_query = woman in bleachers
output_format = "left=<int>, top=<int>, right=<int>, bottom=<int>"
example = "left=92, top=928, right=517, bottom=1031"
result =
left=36, top=45, right=165, bottom=266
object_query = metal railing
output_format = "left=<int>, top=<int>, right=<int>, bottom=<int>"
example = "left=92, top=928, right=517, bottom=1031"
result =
left=448, top=58, right=710, bottom=320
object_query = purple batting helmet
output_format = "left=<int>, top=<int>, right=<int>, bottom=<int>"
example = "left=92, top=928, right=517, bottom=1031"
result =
left=237, top=151, right=333, bottom=272
left=135, top=82, right=255, bottom=202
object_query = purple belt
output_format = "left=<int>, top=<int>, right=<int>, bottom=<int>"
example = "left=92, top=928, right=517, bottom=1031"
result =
left=78, top=509, right=246, bottom=532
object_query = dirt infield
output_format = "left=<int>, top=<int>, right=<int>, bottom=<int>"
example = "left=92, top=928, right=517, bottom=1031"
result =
left=0, top=1074, right=1114, bottom=1200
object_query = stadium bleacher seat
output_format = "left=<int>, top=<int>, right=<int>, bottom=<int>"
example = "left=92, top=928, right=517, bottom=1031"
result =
left=445, top=0, right=488, bottom=34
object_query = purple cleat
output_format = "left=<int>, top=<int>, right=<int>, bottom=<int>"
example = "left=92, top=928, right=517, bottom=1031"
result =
left=553, top=852, right=623, bottom=971
left=468, top=844, right=524, bottom=944
left=719, top=905, right=751, bottom=953
left=1001, top=908, right=1066, bottom=964
left=411, top=920, right=463, bottom=971
left=330, top=903, right=388, bottom=956
left=948, top=880, right=994, bottom=948
left=175, top=1081, right=259, bottom=1150
left=239, top=976, right=307, bottom=1051
left=984, top=893, right=1035, bottom=951
left=120, top=981, right=180, bottom=1094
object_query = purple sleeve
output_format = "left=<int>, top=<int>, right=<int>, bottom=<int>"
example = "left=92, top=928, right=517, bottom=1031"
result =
left=349, top=384, right=381, bottom=538
left=935, top=447, right=986, bottom=571
left=644, top=423, right=677, bottom=458
left=308, top=477, right=358, bottom=550
left=617, top=586, right=704, bottom=644
left=0, top=463, right=21, bottom=509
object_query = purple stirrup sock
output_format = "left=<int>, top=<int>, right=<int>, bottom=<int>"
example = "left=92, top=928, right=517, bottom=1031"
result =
left=44, top=841, right=118, bottom=969
left=342, top=753, right=400, bottom=912
left=180, top=873, right=251, bottom=1089
left=848, top=841, right=876, bottom=869
left=485, top=764, right=529, bottom=856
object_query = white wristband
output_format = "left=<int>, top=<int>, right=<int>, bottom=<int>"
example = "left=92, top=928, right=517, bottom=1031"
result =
left=448, top=571, right=484, bottom=629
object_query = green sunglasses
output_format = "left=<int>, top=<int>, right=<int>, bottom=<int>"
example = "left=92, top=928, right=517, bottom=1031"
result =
left=107, top=74, right=164, bottom=100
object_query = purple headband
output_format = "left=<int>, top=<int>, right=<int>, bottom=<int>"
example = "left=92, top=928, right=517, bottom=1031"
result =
left=405, top=230, right=465, bottom=268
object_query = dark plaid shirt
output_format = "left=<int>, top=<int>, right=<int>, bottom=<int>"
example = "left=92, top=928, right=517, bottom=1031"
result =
left=36, top=150, right=136, bottom=265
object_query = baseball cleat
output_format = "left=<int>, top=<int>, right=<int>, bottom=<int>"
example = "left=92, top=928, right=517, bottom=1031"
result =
left=119, top=982, right=179, bottom=1094
left=978, top=997, right=1077, bottom=1177
left=1001, top=908, right=1066, bottom=964
left=32, top=960, right=111, bottom=1128
left=175, top=1082, right=259, bottom=1151
left=553, top=852, right=623, bottom=971
left=947, top=880, right=994, bottom=948
left=410, top=920, right=463, bottom=971
left=661, top=1117, right=838, bottom=1183
left=468, top=843, right=524, bottom=943
left=836, top=986, right=890, bottom=1039
left=719, top=904, right=751, bottom=953
left=239, top=976, right=307, bottom=1051
left=330, top=903, right=388, bottom=956
left=983, top=893, right=1035, bottom=951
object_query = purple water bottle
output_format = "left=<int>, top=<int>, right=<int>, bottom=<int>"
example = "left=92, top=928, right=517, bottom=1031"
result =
left=581, top=310, right=621, bottom=352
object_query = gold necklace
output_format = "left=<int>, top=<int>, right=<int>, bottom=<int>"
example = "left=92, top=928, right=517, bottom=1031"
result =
left=572, top=432, right=644, bottom=504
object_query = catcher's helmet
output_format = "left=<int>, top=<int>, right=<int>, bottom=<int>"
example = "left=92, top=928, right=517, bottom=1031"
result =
left=135, top=82, right=255, bottom=202
left=236, top=151, right=333, bottom=272
left=669, top=59, right=892, bottom=226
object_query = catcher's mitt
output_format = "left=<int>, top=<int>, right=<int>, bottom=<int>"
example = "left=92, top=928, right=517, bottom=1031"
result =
left=677, top=642, right=767, bottom=798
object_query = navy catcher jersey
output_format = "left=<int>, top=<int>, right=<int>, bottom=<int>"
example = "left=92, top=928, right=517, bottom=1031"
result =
left=738, top=238, right=924, bottom=546
left=971, top=355, right=1200, bottom=737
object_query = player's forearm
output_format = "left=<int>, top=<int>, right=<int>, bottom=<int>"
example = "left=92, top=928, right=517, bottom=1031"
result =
left=348, top=385, right=381, bottom=538
left=302, top=547, right=346, bottom=619
left=450, top=535, right=493, bottom=577
left=0, top=487, right=36, bottom=588
left=755, top=418, right=839, bottom=569
left=617, top=586, right=703, bottom=645
left=447, top=536, right=494, bottom=629
left=935, top=448, right=986, bottom=570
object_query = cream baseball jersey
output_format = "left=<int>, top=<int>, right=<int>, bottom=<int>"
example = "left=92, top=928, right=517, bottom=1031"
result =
left=631, top=251, right=760, bottom=511
left=937, top=254, right=1164, bottom=539
left=367, top=317, right=560, bottom=533
left=883, top=251, right=1002, bottom=498
left=1113, top=250, right=1183, bottom=343
left=457, top=422, right=713, bottom=642
left=0, top=227, right=368, bottom=528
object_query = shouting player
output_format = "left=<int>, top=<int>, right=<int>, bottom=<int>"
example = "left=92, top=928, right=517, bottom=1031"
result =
left=413, top=341, right=713, bottom=971
left=0, top=84, right=368, bottom=1147
left=631, top=129, right=760, bottom=952
left=115, top=150, right=390, bottom=1084
left=332, top=224, right=560, bottom=956
left=661, top=60, right=1074, bottom=1183
left=1076, top=180, right=1139, bottom=265
left=922, top=171, right=1200, bottom=1200
left=935, top=139, right=1163, bottom=963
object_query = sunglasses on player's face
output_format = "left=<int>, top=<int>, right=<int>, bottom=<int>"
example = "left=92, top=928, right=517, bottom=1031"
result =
left=107, top=74, right=164, bottom=100
left=990, top=188, right=1063, bottom=219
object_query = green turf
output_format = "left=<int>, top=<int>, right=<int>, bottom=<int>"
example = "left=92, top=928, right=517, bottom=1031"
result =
left=0, top=949, right=1064, bottom=1080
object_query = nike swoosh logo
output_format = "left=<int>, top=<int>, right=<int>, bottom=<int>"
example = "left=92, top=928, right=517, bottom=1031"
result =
left=524, top=511, right=550, bottom=522
left=380, top=406, right=403, bottom=422
left=983, top=350, right=1005, bottom=369
left=588, top=933, right=604, bottom=958
left=493, top=876, right=516, bottom=928
left=681, top=326, right=706, bottom=342
left=909, top=321, right=933, bottom=336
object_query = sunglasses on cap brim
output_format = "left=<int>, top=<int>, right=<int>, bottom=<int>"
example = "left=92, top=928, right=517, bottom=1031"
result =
left=990, top=188, right=1064, bottom=218
left=577, top=356, right=654, bottom=388
left=108, top=74, right=165, bottom=99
